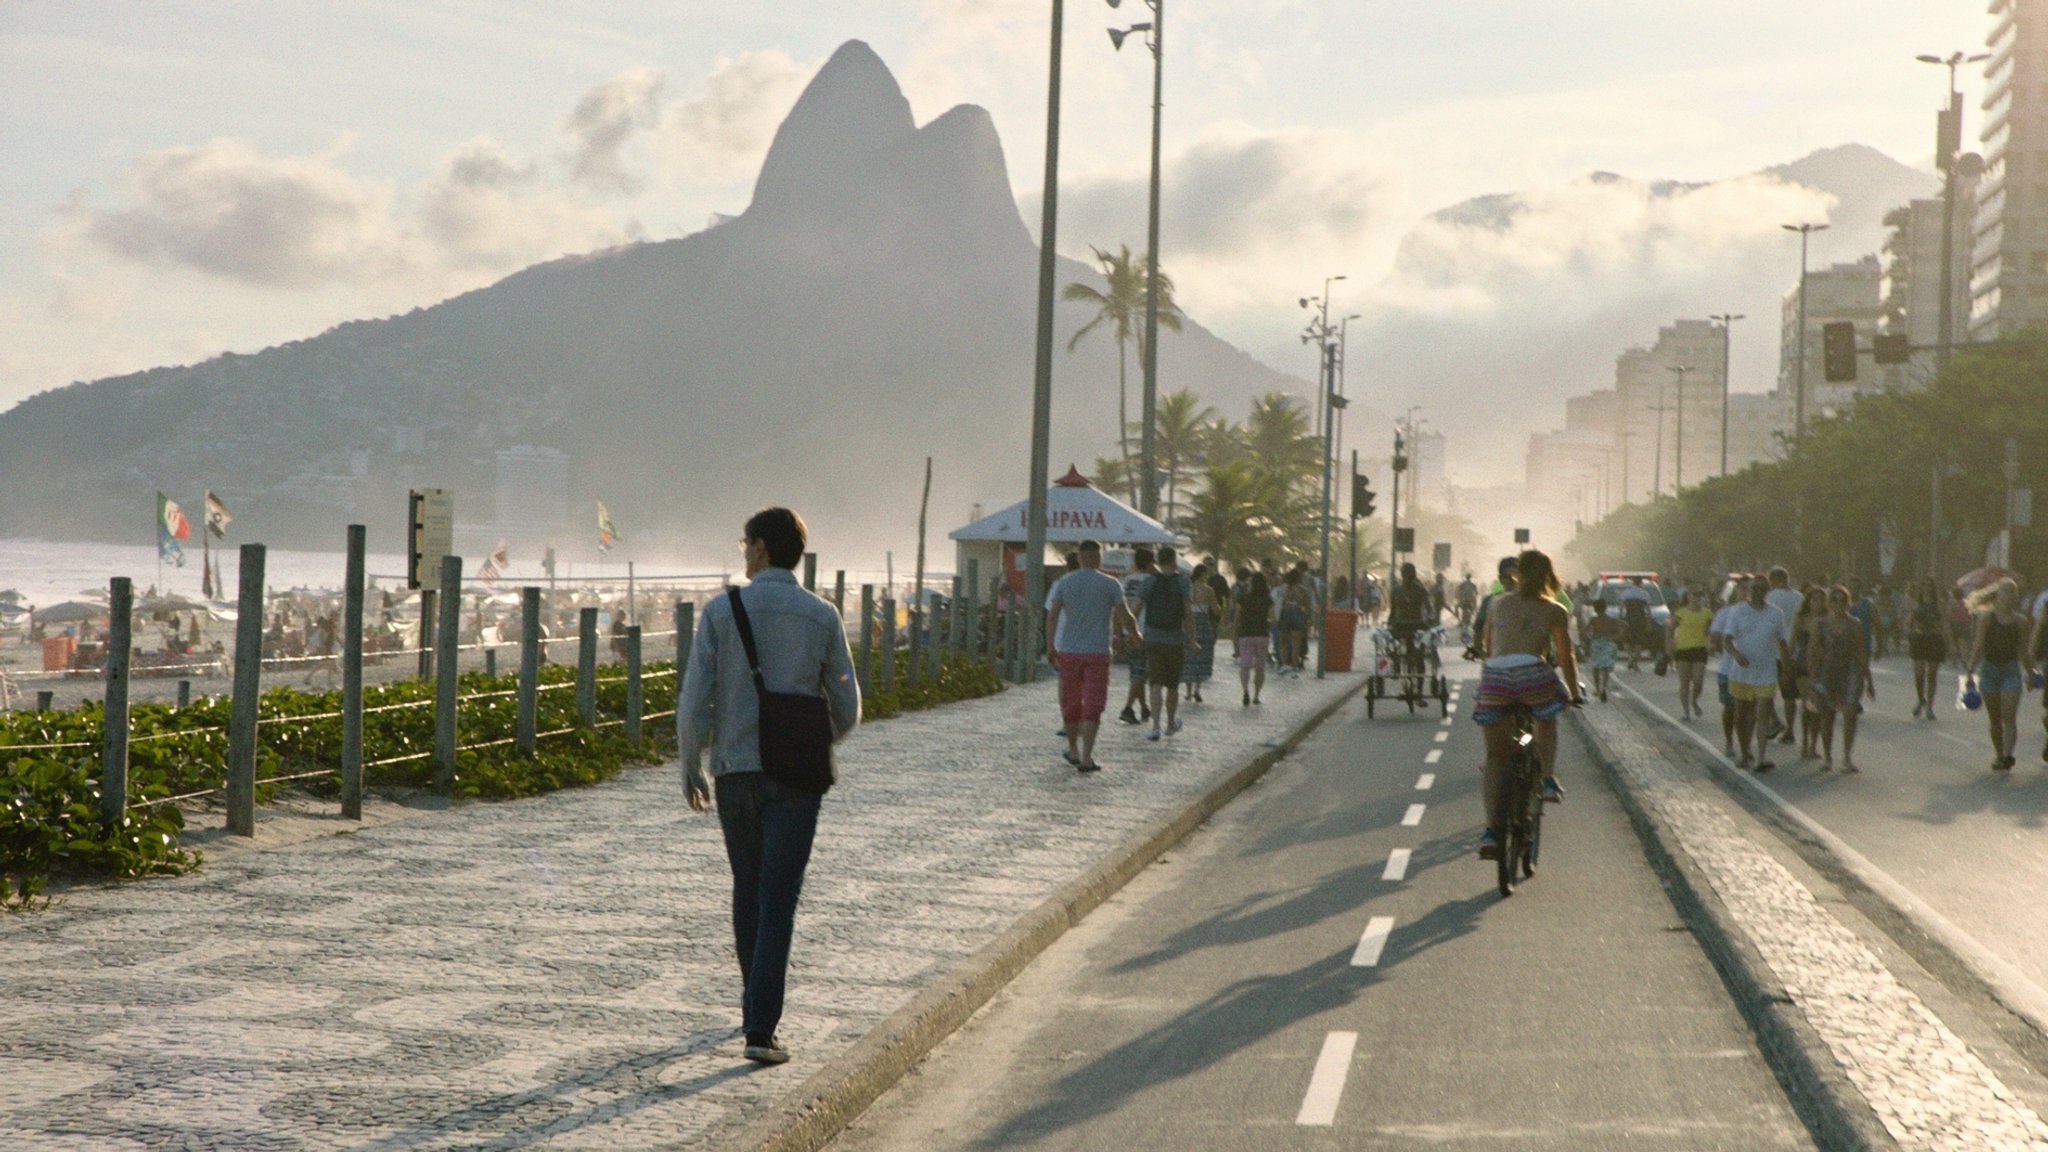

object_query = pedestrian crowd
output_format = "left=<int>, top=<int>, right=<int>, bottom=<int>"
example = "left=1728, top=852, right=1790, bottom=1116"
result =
left=1560, top=567, right=2048, bottom=776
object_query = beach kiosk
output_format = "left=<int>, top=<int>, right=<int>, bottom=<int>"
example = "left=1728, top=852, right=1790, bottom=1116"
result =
left=949, top=465, right=1176, bottom=602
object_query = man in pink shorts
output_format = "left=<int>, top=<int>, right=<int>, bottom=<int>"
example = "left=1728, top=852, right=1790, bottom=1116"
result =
left=1045, top=539, right=1139, bottom=773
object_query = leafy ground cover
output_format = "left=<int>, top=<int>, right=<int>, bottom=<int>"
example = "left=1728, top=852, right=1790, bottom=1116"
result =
left=3, top=653, right=1002, bottom=906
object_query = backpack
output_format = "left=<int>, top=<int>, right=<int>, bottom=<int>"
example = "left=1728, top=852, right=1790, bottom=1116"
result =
left=1143, top=573, right=1186, bottom=631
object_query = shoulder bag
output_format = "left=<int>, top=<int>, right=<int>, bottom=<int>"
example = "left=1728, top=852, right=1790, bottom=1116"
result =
left=726, top=587, right=836, bottom=795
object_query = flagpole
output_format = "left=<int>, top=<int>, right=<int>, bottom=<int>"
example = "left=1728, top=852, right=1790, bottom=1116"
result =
left=155, top=492, right=163, bottom=594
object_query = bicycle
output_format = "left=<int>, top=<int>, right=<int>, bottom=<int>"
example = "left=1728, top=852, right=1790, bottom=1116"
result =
left=1495, top=703, right=1544, bottom=898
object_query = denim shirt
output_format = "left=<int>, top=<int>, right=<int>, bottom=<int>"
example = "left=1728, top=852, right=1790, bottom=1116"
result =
left=677, top=568, right=861, bottom=784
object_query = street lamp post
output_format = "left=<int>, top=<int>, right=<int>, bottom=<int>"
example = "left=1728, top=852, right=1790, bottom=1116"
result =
left=1709, top=313, right=1743, bottom=477
left=1918, top=50, right=1989, bottom=373
left=1651, top=384, right=1666, bottom=499
left=1667, top=363, right=1692, bottom=493
left=1110, top=0, right=1166, bottom=517
left=1783, top=222, right=1829, bottom=442
left=1022, top=0, right=1067, bottom=683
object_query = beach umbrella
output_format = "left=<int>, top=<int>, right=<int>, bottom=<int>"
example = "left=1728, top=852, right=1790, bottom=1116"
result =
left=139, top=592, right=208, bottom=614
left=1955, top=565, right=2022, bottom=595
left=33, top=601, right=108, bottom=623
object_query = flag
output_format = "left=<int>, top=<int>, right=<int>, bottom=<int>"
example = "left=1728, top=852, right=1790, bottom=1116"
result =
left=205, top=491, right=232, bottom=538
left=598, top=500, right=621, bottom=554
left=157, top=492, right=190, bottom=568
left=477, top=540, right=509, bottom=588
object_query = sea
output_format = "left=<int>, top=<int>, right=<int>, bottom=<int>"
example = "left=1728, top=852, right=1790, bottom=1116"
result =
left=0, top=538, right=739, bottom=612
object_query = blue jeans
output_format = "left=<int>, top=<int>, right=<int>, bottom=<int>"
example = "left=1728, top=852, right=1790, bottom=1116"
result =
left=714, top=771, right=821, bottom=1040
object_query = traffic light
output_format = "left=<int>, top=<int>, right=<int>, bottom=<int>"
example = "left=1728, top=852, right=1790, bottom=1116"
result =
left=1822, top=321, right=1857, bottom=383
left=1873, top=333, right=1911, bottom=365
left=1352, top=474, right=1376, bottom=518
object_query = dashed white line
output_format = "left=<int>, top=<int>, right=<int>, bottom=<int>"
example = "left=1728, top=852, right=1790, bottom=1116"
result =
left=1432, top=730, right=1449, bottom=743
left=1445, top=703, right=1458, bottom=715
left=1401, top=803, right=1426, bottom=826
left=1351, top=915, right=1395, bottom=967
left=1439, top=715, right=1453, bottom=726
left=1424, top=749, right=1443, bottom=764
left=1383, top=848, right=1412, bottom=881
left=1415, top=773, right=1435, bottom=790
left=1296, top=1031, right=1358, bottom=1125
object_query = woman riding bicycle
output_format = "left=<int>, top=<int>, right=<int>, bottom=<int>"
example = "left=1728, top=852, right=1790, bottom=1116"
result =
left=1472, top=549, right=1583, bottom=860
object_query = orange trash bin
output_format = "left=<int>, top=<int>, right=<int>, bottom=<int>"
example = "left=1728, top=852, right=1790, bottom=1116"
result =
left=42, top=635, right=76, bottom=672
left=1321, top=608, right=1360, bottom=672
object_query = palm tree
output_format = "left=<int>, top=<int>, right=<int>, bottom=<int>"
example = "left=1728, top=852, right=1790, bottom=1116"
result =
left=1185, top=458, right=1267, bottom=562
left=1150, top=389, right=1217, bottom=528
left=1063, top=245, right=1185, bottom=504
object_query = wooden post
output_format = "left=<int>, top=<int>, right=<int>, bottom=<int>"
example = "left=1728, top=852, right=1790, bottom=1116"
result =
left=517, top=588, right=539, bottom=757
left=176, top=679, right=191, bottom=708
left=577, top=606, right=598, bottom=726
left=416, top=588, right=435, bottom=681
left=949, top=576, right=965, bottom=657
left=626, top=626, right=643, bottom=747
left=433, top=555, right=461, bottom=792
left=626, top=561, right=637, bottom=626
left=342, top=525, right=365, bottom=820
left=907, top=609, right=923, bottom=689
left=881, top=596, right=896, bottom=694
left=833, top=570, right=846, bottom=613
left=484, top=648, right=497, bottom=678
left=100, top=576, right=132, bottom=828
left=802, top=552, right=818, bottom=592
left=857, top=585, right=874, bottom=697
left=1002, top=605, right=1018, bottom=682
left=965, top=560, right=982, bottom=668
left=227, top=544, right=265, bottom=836
left=34, top=690, right=52, bottom=712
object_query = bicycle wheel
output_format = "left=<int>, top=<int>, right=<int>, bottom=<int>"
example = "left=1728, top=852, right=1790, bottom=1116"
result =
left=1497, top=755, right=1526, bottom=897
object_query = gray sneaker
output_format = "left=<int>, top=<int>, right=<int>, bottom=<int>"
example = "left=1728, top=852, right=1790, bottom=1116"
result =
left=743, top=1034, right=790, bottom=1065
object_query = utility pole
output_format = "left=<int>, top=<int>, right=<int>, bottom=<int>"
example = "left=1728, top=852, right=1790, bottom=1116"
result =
left=1709, top=313, right=1743, bottom=477
left=1315, top=341, right=1338, bottom=679
left=1651, top=385, right=1666, bottom=500
left=1783, top=222, right=1829, bottom=442
left=1389, top=424, right=1406, bottom=589
left=1919, top=51, right=1988, bottom=373
left=1021, top=0, right=1065, bottom=684
left=1668, top=364, right=1692, bottom=493
left=1135, top=0, right=1166, bottom=517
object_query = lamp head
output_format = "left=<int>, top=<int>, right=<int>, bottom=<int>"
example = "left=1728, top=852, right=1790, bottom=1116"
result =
left=1108, top=22, right=1151, bottom=49
left=1107, top=0, right=1121, bottom=7
left=1916, top=54, right=1943, bottom=64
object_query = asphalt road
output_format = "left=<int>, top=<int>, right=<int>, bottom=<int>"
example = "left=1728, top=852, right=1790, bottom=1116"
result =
left=1610, top=655, right=2048, bottom=1021
left=830, top=668, right=1814, bottom=1150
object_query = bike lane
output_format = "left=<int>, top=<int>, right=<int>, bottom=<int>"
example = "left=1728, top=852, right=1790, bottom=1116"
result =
left=832, top=668, right=1813, bottom=1150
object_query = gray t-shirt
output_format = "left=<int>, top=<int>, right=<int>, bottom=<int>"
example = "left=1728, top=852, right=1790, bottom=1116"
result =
left=1047, top=568, right=1126, bottom=655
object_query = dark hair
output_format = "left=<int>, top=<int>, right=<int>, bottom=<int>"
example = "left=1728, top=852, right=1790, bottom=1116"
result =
left=1514, top=549, right=1559, bottom=600
left=744, top=507, right=807, bottom=569
left=1192, top=563, right=1209, bottom=582
left=1157, top=546, right=1177, bottom=568
left=1078, top=539, right=1102, bottom=554
left=1285, top=568, right=1302, bottom=586
left=1248, top=571, right=1270, bottom=602
left=1134, top=546, right=1155, bottom=568
left=1401, top=561, right=1417, bottom=582
left=1497, top=555, right=1518, bottom=578
left=1063, top=551, right=1080, bottom=572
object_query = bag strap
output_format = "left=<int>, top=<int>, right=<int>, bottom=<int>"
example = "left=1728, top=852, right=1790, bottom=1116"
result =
left=725, top=587, right=770, bottom=696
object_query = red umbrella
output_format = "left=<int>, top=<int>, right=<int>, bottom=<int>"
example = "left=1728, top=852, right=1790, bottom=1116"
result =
left=1955, top=565, right=2022, bottom=595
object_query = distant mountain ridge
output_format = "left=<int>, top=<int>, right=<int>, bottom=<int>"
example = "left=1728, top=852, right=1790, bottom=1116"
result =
left=0, top=41, right=1300, bottom=561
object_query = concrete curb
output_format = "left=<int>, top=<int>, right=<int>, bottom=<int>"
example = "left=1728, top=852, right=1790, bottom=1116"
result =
left=1570, top=705, right=1894, bottom=1152
left=731, top=677, right=1366, bottom=1152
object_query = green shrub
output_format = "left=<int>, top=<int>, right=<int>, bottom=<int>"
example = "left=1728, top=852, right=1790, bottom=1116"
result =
left=4, top=649, right=1003, bottom=902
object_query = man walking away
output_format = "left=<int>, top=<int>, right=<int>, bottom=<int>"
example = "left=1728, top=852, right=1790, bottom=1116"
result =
left=1138, top=546, right=1196, bottom=739
left=1763, top=567, right=1804, bottom=745
left=1118, top=547, right=1157, bottom=725
left=680, top=507, right=861, bottom=1066
left=1045, top=540, right=1137, bottom=772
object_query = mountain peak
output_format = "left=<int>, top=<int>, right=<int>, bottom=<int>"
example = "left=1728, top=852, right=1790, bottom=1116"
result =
left=748, top=40, right=915, bottom=214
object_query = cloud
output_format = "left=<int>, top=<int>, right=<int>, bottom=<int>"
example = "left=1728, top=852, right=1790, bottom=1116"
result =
left=420, top=137, right=631, bottom=270
left=565, top=66, right=665, bottom=193
left=1384, top=171, right=1837, bottom=308
left=652, top=50, right=807, bottom=186
left=61, top=137, right=405, bottom=288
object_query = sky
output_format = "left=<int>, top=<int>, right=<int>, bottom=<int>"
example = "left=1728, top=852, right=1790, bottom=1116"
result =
left=0, top=1, right=1988, bottom=463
